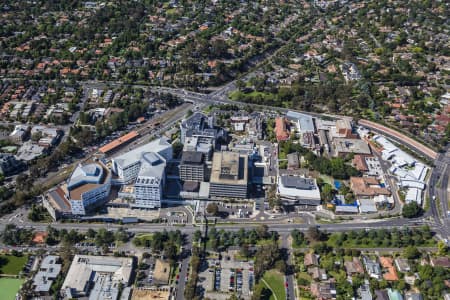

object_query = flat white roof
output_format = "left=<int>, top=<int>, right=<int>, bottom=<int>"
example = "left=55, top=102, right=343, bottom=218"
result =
left=405, top=188, right=422, bottom=205
left=335, top=205, right=359, bottom=213
left=62, top=255, right=133, bottom=297
left=277, top=176, right=321, bottom=200
left=399, top=180, right=425, bottom=190
left=358, top=199, right=378, bottom=213
left=113, top=138, right=171, bottom=169
left=374, top=135, right=416, bottom=167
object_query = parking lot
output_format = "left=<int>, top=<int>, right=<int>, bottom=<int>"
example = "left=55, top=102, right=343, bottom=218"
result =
left=199, top=251, right=254, bottom=300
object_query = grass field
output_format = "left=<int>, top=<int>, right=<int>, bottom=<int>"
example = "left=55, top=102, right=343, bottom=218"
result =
left=133, top=233, right=153, bottom=247
left=0, top=255, right=28, bottom=275
left=263, top=269, right=286, bottom=300
left=0, top=278, right=24, bottom=300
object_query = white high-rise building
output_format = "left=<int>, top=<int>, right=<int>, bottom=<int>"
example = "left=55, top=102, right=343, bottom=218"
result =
left=111, top=138, right=172, bottom=208
left=67, top=162, right=111, bottom=215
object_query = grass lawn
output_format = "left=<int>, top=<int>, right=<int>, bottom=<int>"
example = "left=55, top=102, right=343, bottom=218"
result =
left=0, top=255, right=28, bottom=275
left=296, top=272, right=312, bottom=286
left=229, top=90, right=275, bottom=102
left=133, top=234, right=153, bottom=247
left=0, top=278, right=24, bottom=300
left=263, top=269, right=286, bottom=300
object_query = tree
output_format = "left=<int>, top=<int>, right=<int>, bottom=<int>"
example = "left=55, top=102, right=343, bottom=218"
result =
left=402, top=202, right=423, bottom=218
left=267, top=185, right=281, bottom=208
left=240, top=244, right=251, bottom=259
left=164, top=243, right=178, bottom=262
left=306, top=226, right=322, bottom=242
left=172, top=141, right=183, bottom=158
left=206, top=203, right=219, bottom=216
left=274, top=259, right=287, bottom=274
left=193, top=230, right=202, bottom=243
left=227, top=294, right=239, bottom=300
left=403, top=245, right=421, bottom=259
left=291, top=229, right=306, bottom=247
left=256, top=224, right=269, bottom=239
left=87, top=228, right=96, bottom=239
left=321, top=184, right=334, bottom=202
left=437, top=240, right=448, bottom=256
left=254, top=242, right=280, bottom=280
left=252, top=284, right=271, bottom=300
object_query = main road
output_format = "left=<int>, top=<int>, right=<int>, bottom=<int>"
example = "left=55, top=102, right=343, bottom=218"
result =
left=0, top=215, right=435, bottom=235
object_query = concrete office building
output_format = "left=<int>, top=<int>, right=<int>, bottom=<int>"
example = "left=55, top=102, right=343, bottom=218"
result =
left=209, top=151, right=248, bottom=198
left=67, top=162, right=111, bottom=215
left=61, top=255, right=133, bottom=300
left=180, top=151, right=205, bottom=182
left=9, top=124, right=28, bottom=143
left=111, top=138, right=172, bottom=208
left=180, top=112, right=225, bottom=158
left=32, top=255, right=61, bottom=295
left=180, top=112, right=214, bottom=144
left=133, top=152, right=166, bottom=208
left=112, top=138, right=172, bottom=184
left=286, top=111, right=315, bottom=134
left=333, top=137, right=371, bottom=157
left=277, top=175, right=321, bottom=206
left=0, top=153, right=23, bottom=176
left=44, top=186, right=72, bottom=220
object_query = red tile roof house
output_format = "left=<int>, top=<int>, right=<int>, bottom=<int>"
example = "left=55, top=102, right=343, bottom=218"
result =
left=344, top=257, right=365, bottom=276
left=275, top=117, right=290, bottom=142
left=304, top=252, right=319, bottom=267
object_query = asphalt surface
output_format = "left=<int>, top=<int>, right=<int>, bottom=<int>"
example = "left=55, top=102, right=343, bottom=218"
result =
left=428, top=147, right=450, bottom=237
left=281, top=234, right=295, bottom=300
left=1, top=215, right=432, bottom=235
left=175, top=234, right=192, bottom=300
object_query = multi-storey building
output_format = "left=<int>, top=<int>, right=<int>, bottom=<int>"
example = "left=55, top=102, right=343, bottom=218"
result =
left=112, top=138, right=172, bottom=184
left=180, top=112, right=225, bottom=158
left=133, top=152, right=166, bottom=208
left=67, top=162, right=111, bottom=215
left=0, top=153, right=23, bottom=176
left=179, top=151, right=205, bottom=182
left=209, top=151, right=248, bottom=199
left=111, top=138, right=172, bottom=208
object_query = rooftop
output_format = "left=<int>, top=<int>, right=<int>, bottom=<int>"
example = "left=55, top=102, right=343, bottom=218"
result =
left=286, top=111, right=315, bottom=133
left=47, top=186, right=71, bottom=213
left=15, top=141, right=46, bottom=161
left=333, top=138, right=371, bottom=155
left=67, top=162, right=110, bottom=201
left=181, top=151, right=204, bottom=164
left=62, top=255, right=133, bottom=298
left=99, top=131, right=139, bottom=154
left=33, top=255, right=61, bottom=293
left=278, top=175, right=321, bottom=203
left=181, top=112, right=210, bottom=131
left=113, top=137, right=171, bottom=170
left=275, top=117, right=289, bottom=141
left=210, top=151, right=248, bottom=185
left=281, top=176, right=316, bottom=190
left=68, top=163, right=104, bottom=190
left=350, top=177, right=391, bottom=197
